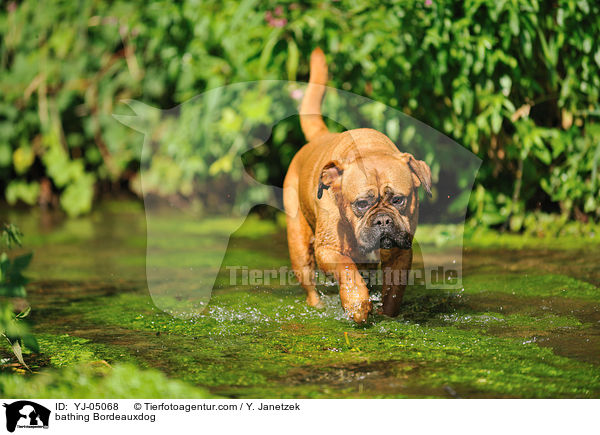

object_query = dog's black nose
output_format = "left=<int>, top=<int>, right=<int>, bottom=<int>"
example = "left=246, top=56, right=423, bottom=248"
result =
left=373, top=213, right=393, bottom=228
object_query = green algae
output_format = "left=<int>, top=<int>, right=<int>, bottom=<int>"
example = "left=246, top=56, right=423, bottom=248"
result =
left=0, top=363, right=214, bottom=399
left=0, top=204, right=599, bottom=398
left=55, top=286, right=599, bottom=398
left=462, top=273, right=600, bottom=301
left=34, top=334, right=141, bottom=368
left=437, top=312, right=583, bottom=330
left=0, top=330, right=213, bottom=398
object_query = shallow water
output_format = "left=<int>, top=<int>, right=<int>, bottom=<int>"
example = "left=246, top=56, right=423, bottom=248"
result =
left=1, top=203, right=599, bottom=398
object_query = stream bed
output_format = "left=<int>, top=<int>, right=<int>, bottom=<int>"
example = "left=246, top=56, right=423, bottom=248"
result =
left=1, top=202, right=599, bottom=398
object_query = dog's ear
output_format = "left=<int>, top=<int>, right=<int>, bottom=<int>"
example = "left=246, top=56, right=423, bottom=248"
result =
left=403, top=154, right=432, bottom=198
left=317, top=161, right=343, bottom=199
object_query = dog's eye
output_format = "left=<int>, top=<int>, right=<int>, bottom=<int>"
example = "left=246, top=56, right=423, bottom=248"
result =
left=355, top=200, right=370, bottom=210
left=391, top=195, right=407, bottom=207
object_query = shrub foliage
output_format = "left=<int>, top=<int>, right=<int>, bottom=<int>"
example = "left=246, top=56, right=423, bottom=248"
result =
left=0, top=0, right=599, bottom=226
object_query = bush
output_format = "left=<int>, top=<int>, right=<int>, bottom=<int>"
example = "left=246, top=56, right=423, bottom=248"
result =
left=0, top=0, right=598, bottom=225
left=0, top=223, right=37, bottom=368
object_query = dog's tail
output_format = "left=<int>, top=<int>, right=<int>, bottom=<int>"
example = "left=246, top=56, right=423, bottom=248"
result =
left=300, top=47, right=329, bottom=142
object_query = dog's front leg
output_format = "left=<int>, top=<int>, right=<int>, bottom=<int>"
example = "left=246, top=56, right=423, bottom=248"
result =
left=380, top=248, right=413, bottom=317
left=315, top=247, right=371, bottom=323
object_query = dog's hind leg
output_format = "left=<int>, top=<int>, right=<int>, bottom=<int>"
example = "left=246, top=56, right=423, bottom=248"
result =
left=283, top=180, right=321, bottom=308
left=287, top=213, right=321, bottom=307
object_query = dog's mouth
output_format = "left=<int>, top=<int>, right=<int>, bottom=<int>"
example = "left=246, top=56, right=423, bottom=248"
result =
left=379, top=236, right=395, bottom=249
left=378, top=235, right=412, bottom=250
left=359, top=233, right=412, bottom=254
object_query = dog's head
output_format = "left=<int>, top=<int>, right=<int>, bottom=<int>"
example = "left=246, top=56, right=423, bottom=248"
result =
left=318, top=142, right=431, bottom=254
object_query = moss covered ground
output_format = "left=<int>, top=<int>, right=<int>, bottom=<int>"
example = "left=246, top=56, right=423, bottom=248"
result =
left=1, top=204, right=598, bottom=398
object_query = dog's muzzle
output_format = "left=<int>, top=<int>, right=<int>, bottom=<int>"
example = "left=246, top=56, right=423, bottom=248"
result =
left=359, top=212, right=413, bottom=252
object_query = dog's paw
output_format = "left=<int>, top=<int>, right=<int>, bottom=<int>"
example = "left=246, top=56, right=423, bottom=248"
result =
left=306, top=294, right=324, bottom=309
left=347, top=300, right=372, bottom=323
left=352, top=311, right=369, bottom=323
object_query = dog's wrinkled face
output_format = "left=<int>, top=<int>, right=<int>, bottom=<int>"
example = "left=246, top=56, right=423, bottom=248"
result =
left=319, top=152, right=431, bottom=255
left=343, top=155, right=418, bottom=254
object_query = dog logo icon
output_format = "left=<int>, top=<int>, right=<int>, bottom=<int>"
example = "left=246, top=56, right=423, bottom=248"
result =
left=3, top=401, right=50, bottom=432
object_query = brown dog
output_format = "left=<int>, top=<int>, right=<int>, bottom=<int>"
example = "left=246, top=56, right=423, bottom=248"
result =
left=283, top=48, right=432, bottom=323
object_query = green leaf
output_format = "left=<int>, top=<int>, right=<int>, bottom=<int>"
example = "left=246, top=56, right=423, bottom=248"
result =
left=22, top=333, right=39, bottom=353
left=259, top=28, right=283, bottom=75
left=577, top=0, right=590, bottom=14
left=509, top=11, right=519, bottom=35
left=286, top=39, right=299, bottom=82
left=14, top=251, right=31, bottom=267
left=15, top=306, right=31, bottom=319
left=12, top=146, right=35, bottom=174
left=1, top=224, right=23, bottom=249
left=5, top=181, right=40, bottom=206
left=9, top=339, right=30, bottom=369
left=60, top=175, right=95, bottom=217
left=491, top=112, right=503, bottom=134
